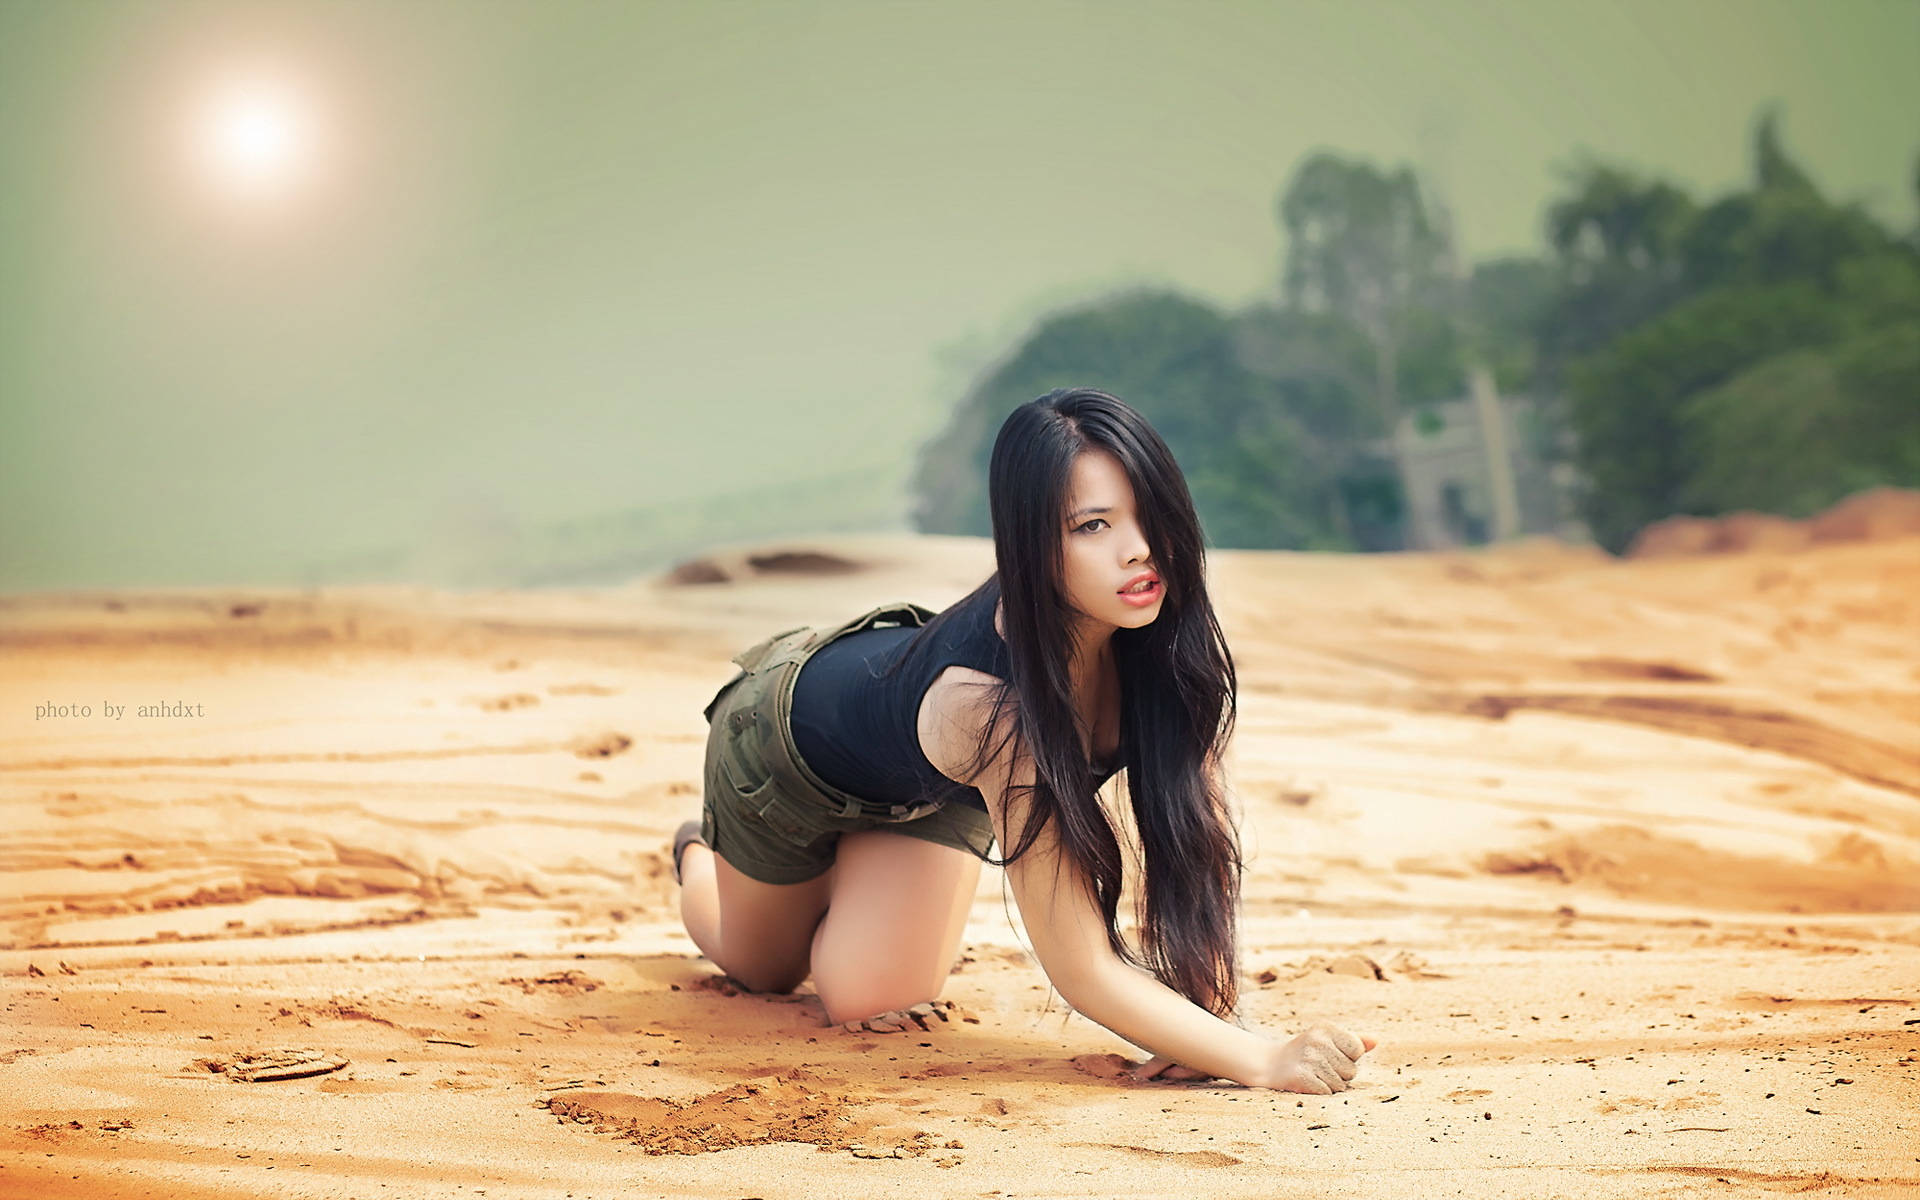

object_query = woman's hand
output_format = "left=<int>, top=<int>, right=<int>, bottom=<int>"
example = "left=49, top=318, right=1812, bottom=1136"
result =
left=1259, top=1020, right=1377, bottom=1093
left=968, top=726, right=1378, bottom=1090
left=1132, top=1022, right=1379, bottom=1088
left=1129, top=1054, right=1215, bottom=1083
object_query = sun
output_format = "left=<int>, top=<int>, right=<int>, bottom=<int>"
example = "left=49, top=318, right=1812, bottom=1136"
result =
left=193, top=77, right=319, bottom=201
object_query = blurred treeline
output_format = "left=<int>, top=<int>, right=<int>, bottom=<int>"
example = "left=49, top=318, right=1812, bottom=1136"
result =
left=910, top=109, right=1920, bottom=555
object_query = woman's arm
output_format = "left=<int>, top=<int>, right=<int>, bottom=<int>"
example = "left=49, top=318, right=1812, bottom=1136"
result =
left=974, top=743, right=1373, bottom=1091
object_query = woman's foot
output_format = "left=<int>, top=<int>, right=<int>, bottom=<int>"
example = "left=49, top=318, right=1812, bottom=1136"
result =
left=670, top=819, right=706, bottom=885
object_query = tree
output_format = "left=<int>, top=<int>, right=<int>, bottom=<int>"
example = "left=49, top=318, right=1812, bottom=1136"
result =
left=1278, top=153, right=1454, bottom=545
left=1680, top=111, right=1897, bottom=292
left=1544, top=157, right=1696, bottom=284
left=1464, top=256, right=1559, bottom=395
left=1910, top=148, right=1920, bottom=253
left=1676, top=321, right=1920, bottom=517
left=1565, top=283, right=1848, bottom=550
left=1753, top=105, right=1819, bottom=197
left=1427, top=182, right=1526, bottom=541
left=1554, top=108, right=1919, bottom=550
left=1676, top=255, right=1920, bottom=516
left=1229, top=303, right=1393, bottom=548
left=1537, top=155, right=1699, bottom=396
left=910, top=289, right=1341, bottom=550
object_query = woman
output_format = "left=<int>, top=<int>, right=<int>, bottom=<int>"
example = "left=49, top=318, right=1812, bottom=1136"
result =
left=672, top=387, right=1377, bottom=1092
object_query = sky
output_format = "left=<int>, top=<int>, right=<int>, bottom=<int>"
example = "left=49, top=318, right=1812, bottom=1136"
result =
left=2, top=0, right=1916, bottom=590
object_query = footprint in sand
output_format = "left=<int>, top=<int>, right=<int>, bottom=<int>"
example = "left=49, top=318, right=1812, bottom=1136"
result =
left=1254, top=952, right=1391, bottom=983
left=1324, top=954, right=1387, bottom=979
left=1063, top=1141, right=1242, bottom=1167
left=500, top=970, right=602, bottom=995
left=473, top=692, right=541, bottom=712
left=541, top=1068, right=915, bottom=1157
left=1071, top=1053, right=1138, bottom=1080
left=567, top=731, right=632, bottom=758
left=1070, top=1052, right=1214, bottom=1084
left=193, top=1048, right=347, bottom=1082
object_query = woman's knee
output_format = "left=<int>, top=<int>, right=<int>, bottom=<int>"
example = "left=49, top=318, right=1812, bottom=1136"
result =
left=810, top=948, right=947, bottom=1024
left=725, top=962, right=810, bottom=996
left=813, top=974, right=943, bottom=1026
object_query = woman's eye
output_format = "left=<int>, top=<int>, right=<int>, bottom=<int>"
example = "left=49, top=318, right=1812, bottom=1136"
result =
left=1078, top=519, right=1108, bottom=534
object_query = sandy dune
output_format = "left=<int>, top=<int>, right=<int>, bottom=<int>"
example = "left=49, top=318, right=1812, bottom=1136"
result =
left=2, top=531, right=1916, bottom=1198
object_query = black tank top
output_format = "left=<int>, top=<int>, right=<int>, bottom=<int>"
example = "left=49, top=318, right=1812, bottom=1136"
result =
left=790, top=592, right=1120, bottom=810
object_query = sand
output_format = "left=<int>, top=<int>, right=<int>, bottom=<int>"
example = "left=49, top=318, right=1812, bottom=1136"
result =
left=2, top=530, right=1917, bottom=1199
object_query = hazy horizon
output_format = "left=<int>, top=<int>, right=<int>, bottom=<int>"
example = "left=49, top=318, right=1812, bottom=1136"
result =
left=3, top=0, right=1915, bottom=590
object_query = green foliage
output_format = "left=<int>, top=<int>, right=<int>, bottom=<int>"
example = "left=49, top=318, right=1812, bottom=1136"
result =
left=1232, top=303, right=1445, bottom=441
left=1279, top=153, right=1448, bottom=320
left=1272, top=151, right=1481, bottom=546
left=1395, top=303, right=1468, bottom=411
left=1465, top=256, right=1559, bottom=392
left=1545, top=156, right=1697, bottom=280
left=913, top=105, right=1917, bottom=560
left=1677, top=322, right=1920, bottom=517
left=911, top=289, right=1342, bottom=550
left=1680, top=189, right=1897, bottom=292
left=1277, top=151, right=1459, bottom=406
left=1831, top=251, right=1920, bottom=327
left=1229, top=305, right=1377, bottom=438
left=1549, top=108, right=1920, bottom=550
left=1536, top=158, right=1698, bottom=382
left=1753, top=106, right=1821, bottom=198
left=1228, top=304, right=1407, bottom=548
left=1565, top=283, right=1847, bottom=549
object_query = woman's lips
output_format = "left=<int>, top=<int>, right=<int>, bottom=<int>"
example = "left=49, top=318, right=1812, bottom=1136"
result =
left=1118, top=580, right=1162, bottom=607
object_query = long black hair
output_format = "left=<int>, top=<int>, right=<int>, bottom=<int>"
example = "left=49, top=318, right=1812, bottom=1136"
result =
left=889, top=387, right=1244, bottom=1020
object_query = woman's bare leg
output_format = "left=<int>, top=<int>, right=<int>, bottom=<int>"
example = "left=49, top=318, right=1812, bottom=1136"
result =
left=807, top=830, right=982, bottom=1026
left=677, top=843, right=833, bottom=995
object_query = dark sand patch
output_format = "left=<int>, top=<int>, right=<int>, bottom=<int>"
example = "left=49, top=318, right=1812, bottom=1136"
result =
left=1481, top=823, right=1920, bottom=912
left=540, top=1067, right=924, bottom=1157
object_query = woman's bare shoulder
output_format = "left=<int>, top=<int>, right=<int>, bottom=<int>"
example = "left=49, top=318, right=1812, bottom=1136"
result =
left=917, top=665, right=1011, bottom=786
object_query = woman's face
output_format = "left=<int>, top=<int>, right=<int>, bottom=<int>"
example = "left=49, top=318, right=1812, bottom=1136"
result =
left=1058, top=447, right=1163, bottom=634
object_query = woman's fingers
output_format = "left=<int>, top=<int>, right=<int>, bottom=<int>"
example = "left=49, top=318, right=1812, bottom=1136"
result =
left=1322, top=1023, right=1369, bottom=1062
left=1130, top=1055, right=1212, bottom=1083
left=1130, top=1055, right=1174, bottom=1081
left=1268, top=1022, right=1379, bottom=1094
left=1306, top=1049, right=1349, bottom=1091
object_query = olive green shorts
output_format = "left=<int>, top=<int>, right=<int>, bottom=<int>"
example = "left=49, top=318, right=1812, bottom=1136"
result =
left=699, top=601, right=998, bottom=886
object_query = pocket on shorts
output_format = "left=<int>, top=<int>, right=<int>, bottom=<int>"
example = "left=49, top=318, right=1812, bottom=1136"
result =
left=746, top=784, right=826, bottom=846
left=718, top=713, right=774, bottom=801
left=718, top=718, right=823, bottom=847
